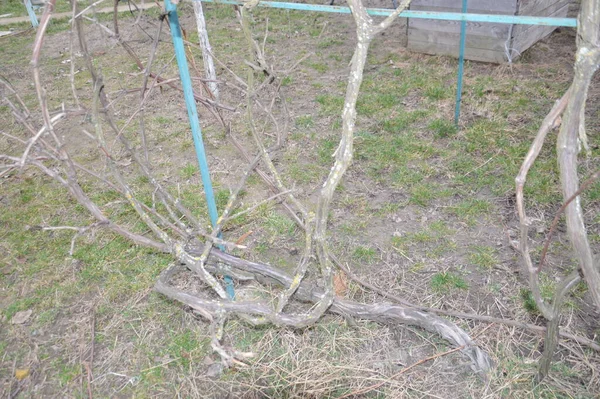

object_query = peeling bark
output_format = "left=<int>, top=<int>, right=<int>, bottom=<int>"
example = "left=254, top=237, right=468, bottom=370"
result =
left=155, top=252, right=493, bottom=375
left=193, top=0, right=219, bottom=100
left=516, top=0, right=600, bottom=381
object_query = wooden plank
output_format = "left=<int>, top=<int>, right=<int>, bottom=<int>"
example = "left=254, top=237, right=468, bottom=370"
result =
left=511, top=3, right=569, bottom=54
left=407, top=39, right=507, bottom=62
left=513, top=2, right=569, bottom=41
left=408, top=28, right=509, bottom=52
left=518, top=0, right=567, bottom=16
left=408, top=14, right=511, bottom=38
left=409, top=0, right=517, bottom=13
left=408, top=4, right=513, bottom=14
left=512, top=0, right=569, bottom=37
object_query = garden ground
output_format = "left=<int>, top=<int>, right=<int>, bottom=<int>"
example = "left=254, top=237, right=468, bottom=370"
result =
left=1, top=1, right=599, bottom=397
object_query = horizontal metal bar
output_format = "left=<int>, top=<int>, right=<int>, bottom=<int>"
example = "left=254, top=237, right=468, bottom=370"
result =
left=199, top=0, right=577, bottom=27
left=404, top=10, right=576, bottom=26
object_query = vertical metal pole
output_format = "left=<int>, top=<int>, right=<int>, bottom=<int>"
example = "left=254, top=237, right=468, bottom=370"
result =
left=165, top=0, right=234, bottom=299
left=24, top=0, right=39, bottom=27
left=454, top=0, right=467, bottom=126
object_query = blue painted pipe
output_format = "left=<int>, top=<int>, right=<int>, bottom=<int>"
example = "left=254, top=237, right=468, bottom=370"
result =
left=455, top=0, right=467, bottom=125
left=199, top=0, right=576, bottom=27
left=165, top=0, right=235, bottom=299
left=24, top=0, right=39, bottom=27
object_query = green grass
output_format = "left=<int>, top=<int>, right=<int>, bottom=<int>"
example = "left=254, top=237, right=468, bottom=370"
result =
left=357, top=93, right=400, bottom=116
left=424, top=84, right=448, bottom=101
left=430, top=272, right=468, bottom=293
left=391, top=221, right=457, bottom=261
left=1, top=6, right=596, bottom=397
left=264, top=211, right=296, bottom=237
left=295, top=115, right=315, bottom=129
left=409, top=184, right=435, bottom=207
left=468, top=245, right=499, bottom=270
left=180, top=163, right=197, bottom=179
left=317, top=137, right=338, bottom=164
left=286, top=161, right=324, bottom=184
left=520, top=288, right=540, bottom=314
left=307, top=62, right=329, bottom=73
left=449, top=198, right=494, bottom=224
left=428, top=118, right=457, bottom=138
left=315, top=94, right=345, bottom=116
left=318, top=38, right=343, bottom=49
left=0, top=0, right=71, bottom=17
left=352, top=246, right=377, bottom=263
left=167, top=330, right=207, bottom=368
left=355, top=130, right=439, bottom=186
left=0, top=170, right=182, bottom=393
left=339, top=220, right=368, bottom=236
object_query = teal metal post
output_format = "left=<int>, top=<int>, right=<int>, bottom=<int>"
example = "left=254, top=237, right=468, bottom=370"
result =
left=24, top=0, right=39, bottom=27
left=454, top=0, right=467, bottom=125
left=165, top=0, right=235, bottom=299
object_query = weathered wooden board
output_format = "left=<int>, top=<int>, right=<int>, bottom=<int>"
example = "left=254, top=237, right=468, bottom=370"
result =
left=408, top=29, right=508, bottom=52
left=406, top=0, right=568, bottom=63
left=408, top=15, right=511, bottom=38
left=517, top=0, right=567, bottom=16
left=511, top=0, right=569, bottom=37
left=409, top=0, right=518, bottom=13
left=511, top=3, right=569, bottom=54
left=408, top=4, right=515, bottom=14
left=407, top=40, right=508, bottom=62
left=408, top=4, right=514, bottom=15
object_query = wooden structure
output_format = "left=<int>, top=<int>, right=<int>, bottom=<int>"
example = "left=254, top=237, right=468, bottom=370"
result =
left=406, top=0, right=570, bottom=63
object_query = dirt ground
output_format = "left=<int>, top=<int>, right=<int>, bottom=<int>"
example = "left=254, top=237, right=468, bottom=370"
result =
left=1, top=1, right=599, bottom=398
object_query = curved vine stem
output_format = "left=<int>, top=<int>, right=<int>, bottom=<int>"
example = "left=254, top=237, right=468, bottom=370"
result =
left=308, top=0, right=412, bottom=327
left=515, top=0, right=600, bottom=381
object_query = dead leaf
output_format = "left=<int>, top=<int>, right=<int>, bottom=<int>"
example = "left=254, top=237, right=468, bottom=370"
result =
left=235, top=230, right=254, bottom=245
left=10, top=309, right=32, bottom=324
left=15, top=368, right=30, bottom=380
left=333, top=271, right=348, bottom=298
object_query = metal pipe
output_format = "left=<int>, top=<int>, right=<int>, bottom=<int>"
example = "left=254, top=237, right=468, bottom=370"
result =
left=165, top=0, right=235, bottom=299
left=24, top=0, right=39, bottom=27
left=455, top=0, right=468, bottom=125
left=197, top=0, right=576, bottom=27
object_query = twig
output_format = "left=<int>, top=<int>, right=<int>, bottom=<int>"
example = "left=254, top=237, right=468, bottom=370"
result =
left=19, top=111, right=66, bottom=169
left=0, top=76, right=30, bottom=117
left=515, top=89, right=571, bottom=319
left=463, top=150, right=500, bottom=177
left=70, top=0, right=107, bottom=22
left=139, top=358, right=179, bottom=373
left=227, top=189, right=292, bottom=222
left=329, top=253, right=600, bottom=351
left=537, top=169, right=600, bottom=272
left=182, top=152, right=265, bottom=300
left=38, top=222, right=105, bottom=255
left=137, top=12, right=163, bottom=164
left=69, top=0, right=81, bottom=109
left=242, top=14, right=307, bottom=221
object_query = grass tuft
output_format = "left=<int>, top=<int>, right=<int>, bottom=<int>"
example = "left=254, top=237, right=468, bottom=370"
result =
left=430, top=272, right=468, bottom=293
